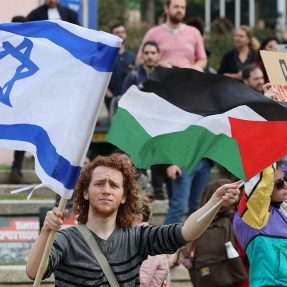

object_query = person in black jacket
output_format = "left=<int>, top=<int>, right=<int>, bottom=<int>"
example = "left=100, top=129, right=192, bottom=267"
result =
left=27, top=0, right=79, bottom=25
left=218, top=25, right=258, bottom=81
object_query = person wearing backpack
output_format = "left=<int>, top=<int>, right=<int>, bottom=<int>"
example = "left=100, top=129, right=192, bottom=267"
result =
left=184, top=179, right=247, bottom=287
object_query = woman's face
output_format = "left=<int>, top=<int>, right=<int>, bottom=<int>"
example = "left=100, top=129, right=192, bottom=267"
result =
left=271, top=167, right=287, bottom=202
left=234, top=28, right=250, bottom=49
left=264, top=40, right=278, bottom=51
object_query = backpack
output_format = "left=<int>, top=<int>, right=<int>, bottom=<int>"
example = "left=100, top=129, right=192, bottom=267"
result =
left=187, top=217, right=247, bottom=286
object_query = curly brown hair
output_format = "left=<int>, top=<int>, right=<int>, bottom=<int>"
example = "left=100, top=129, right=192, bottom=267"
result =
left=73, top=153, right=140, bottom=228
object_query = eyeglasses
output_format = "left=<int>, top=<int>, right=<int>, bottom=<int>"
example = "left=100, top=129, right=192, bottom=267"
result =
left=274, top=177, right=287, bottom=190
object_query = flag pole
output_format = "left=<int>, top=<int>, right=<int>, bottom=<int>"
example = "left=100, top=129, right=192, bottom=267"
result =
left=196, top=181, right=245, bottom=222
left=33, top=196, right=67, bottom=287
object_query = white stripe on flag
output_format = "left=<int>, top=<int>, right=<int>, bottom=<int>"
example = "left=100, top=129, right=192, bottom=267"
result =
left=119, top=85, right=266, bottom=137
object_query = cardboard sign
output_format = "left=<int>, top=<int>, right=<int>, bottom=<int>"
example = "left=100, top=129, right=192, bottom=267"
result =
left=260, top=50, right=287, bottom=102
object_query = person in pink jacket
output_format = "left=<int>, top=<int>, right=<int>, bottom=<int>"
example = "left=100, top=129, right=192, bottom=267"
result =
left=134, top=195, right=171, bottom=287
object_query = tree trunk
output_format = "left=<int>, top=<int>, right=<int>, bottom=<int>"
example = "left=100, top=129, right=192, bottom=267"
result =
left=255, top=0, right=260, bottom=25
left=146, top=0, right=155, bottom=25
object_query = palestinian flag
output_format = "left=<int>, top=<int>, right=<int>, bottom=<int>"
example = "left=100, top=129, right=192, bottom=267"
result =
left=106, top=67, right=287, bottom=181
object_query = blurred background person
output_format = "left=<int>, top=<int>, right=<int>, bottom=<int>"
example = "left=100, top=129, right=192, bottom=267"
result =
left=105, top=23, right=135, bottom=112
left=122, top=41, right=160, bottom=93
left=242, top=64, right=279, bottom=102
left=218, top=25, right=259, bottom=81
left=134, top=195, right=171, bottom=287
left=185, top=16, right=216, bottom=74
left=136, top=0, right=207, bottom=71
left=136, top=0, right=208, bottom=201
left=27, top=0, right=78, bottom=24
left=242, top=63, right=265, bottom=93
left=253, top=36, right=279, bottom=83
left=163, top=159, right=213, bottom=224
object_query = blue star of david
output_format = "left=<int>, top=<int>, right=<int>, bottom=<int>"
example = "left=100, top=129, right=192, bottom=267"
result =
left=0, top=37, right=39, bottom=107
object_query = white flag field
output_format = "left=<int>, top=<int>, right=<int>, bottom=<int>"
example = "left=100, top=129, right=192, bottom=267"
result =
left=0, top=20, right=121, bottom=199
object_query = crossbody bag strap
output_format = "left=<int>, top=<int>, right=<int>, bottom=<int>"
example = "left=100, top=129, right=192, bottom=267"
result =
left=75, top=224, right=120, bottom=287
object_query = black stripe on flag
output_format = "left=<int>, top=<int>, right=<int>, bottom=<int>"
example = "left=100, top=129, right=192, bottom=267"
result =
left=143, top=67, right=287, bottom=120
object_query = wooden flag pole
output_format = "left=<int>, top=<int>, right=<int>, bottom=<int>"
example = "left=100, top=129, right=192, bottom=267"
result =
left=33, top=196, right=67, bottom=287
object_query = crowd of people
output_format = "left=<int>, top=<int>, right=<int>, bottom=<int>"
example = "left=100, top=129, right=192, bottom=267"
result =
left=7, top=0, right=287, bottom=286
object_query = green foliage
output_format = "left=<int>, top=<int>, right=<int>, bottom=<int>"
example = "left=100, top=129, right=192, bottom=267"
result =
left=206, top=32, right=234, bottom=71
left=127, top=0, right=140, bottom=9
left=253, top=28, right=281, bottom=43
left=0, top=165, right=10, bottom=170
left=125, top=26, right=147, bottom=53
left=98, top=0, right=127, bottom=32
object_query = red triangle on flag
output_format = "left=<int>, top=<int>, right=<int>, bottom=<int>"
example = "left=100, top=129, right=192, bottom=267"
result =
left=229, top=117, right=287, bottom=179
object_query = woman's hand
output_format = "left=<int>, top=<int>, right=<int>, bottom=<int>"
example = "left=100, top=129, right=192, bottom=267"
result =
left=212, top=180, right=242, bottom=207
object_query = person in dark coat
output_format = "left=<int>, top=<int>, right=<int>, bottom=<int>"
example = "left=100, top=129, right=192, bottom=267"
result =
left=27, top=0, right=79, bottom=25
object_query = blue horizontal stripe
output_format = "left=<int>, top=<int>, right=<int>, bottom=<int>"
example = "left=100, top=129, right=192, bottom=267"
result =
left=0, top=124, right=81, bottom=189
left=0, top=21, right=119, bottom=72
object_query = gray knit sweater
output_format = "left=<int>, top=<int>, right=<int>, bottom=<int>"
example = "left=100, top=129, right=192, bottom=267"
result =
left=42, top=223, right=186, bottom=286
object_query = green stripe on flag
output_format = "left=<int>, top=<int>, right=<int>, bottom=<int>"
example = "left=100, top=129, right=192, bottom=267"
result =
left=107, top=108, right=246, bottom=180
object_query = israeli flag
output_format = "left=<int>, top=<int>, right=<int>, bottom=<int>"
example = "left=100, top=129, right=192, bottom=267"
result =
left=0, top=20, right=121, bottom=199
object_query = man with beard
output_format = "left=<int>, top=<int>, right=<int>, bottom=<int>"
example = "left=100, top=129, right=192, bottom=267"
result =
left=242, top=63, right=266, bottom=93
left=136, top=0, right=207, bottom=71
left=122, top=41, right=160, bottom=93
left=136, top=0, right=208, bottom=201
left=242, top=63, right=279, bottom=100
left=26, top=154, right=240, bottom=286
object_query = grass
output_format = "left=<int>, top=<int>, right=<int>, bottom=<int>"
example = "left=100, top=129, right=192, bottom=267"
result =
left=0, top=165, right=11, bottom=170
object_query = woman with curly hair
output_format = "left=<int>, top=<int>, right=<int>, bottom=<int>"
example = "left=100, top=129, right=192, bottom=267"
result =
left=27, top=153, right=240, bottom=286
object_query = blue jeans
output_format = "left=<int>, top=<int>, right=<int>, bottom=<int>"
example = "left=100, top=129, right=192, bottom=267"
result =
left=163, top=159, right=212, bottom=224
